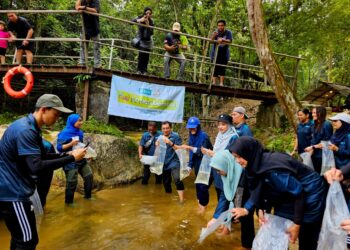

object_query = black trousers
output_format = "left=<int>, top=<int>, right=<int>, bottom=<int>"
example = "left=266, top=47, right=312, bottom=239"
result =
left=142, top=165, right=162, bottom=184
left=311, top=155, right=322, bottom=174
left=299, top=220, right=322, bottom=250
left=36, top=169, right=54, bottom=207
left=240, top=184, right=255, bottom=248
left=137, top=47, right=151, bottom=73
left=0, top=201, right=39, bottom=250
left=162, top=167, right=184, bottom=193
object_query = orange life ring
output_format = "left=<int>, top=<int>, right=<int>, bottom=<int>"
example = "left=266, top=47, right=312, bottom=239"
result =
left=2, top=66, right=34, bottom=99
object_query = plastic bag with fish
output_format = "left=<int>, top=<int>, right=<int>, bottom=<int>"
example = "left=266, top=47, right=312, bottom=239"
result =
left=195, top=154, right=211, bottom=185
left=176, top=148, right=191, bottom=180
left=252, top=213, right=293, bottom=250
left=150, top=135, right=167, bottom=175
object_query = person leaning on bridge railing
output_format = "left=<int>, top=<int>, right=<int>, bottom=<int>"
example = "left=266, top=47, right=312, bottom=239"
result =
left=132, top=7, right=154, bottom=75
left=7, top=12, right=34, bottom=64
left=163, top=22, right=188, bottom=81
left=210, top=19, right=232, bottom=87
left=76, top=0, right=101, bottom=68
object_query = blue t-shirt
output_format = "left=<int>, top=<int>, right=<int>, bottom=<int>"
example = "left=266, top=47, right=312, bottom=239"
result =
left=139, top=131, right=161, bottom=156
left=333, top=134, right=350, bottom=168
left=311, top=121, right=333, bottom=158
left=0, top=114, right=42, bottom=202
left=163, top=132, right=182, bottom=170
left=210, top=29, right=233, bottom=61
left=235, top=123, right=253, bottom=137
left=296, top=120, right=313, bottom=154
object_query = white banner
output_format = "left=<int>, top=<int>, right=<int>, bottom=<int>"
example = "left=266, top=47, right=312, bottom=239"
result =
left=108, top=75, right=185, bottom=123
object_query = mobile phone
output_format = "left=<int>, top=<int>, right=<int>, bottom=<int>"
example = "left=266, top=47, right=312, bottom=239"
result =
left=84, top=142, right=90, bottom=148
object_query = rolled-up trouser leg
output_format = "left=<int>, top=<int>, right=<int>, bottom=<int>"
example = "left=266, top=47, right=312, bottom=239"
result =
left=79, top=164, right=93, bottom=199
left=65, top=169, right=78, bottom=204
left=162, top=169, right=172, bottom=193
left=142, top=164, right=151, bottom=185
left=155, top=173, right=163, bottom=184
left=171, top=167, right=184, bottom=191
left=196, top=183, right=210, bottom=206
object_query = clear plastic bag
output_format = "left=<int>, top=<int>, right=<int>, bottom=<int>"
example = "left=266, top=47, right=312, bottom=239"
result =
left=300, top=152, right=314, bottom=170
left=194, top=154, right=211, bottom=185
left=150, top=136, right=167, bottom=175
left=29, top=188, right=44, bottom=215
left=252, top=213, right=293, bottom=250
left=321, top=141, right=336, bottom=175
left=317, top=181, right=349, bottom=250
left=198, top=210, right=230, bottom=243
left=175, top=149, right=191, bottom=180
left=140, top=155, right=157, bottom=165
left=73, top=142, right=97, bottom=159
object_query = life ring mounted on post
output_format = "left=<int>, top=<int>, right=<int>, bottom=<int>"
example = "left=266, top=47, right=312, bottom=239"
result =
left=2, top=65, right=34, bottom=99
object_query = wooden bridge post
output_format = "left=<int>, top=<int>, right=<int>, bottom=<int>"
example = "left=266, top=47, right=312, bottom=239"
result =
left=80, top=13, right=89, bottom=67
left=108, top=39, right=115, bottom=69
left=82, top=79, right=90, bottom=121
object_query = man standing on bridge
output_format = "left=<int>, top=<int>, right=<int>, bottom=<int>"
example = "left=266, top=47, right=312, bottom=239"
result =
left=7, top=12, right=34, bottom=64
left=210, top=20, right=232, bottom=86
left=164, top=22, right=188, bottom=81
left=76, top=0, right=101, bottom=68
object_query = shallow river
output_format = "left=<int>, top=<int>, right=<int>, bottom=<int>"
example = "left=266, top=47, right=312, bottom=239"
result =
left=0, top=175, right=245, bottom=250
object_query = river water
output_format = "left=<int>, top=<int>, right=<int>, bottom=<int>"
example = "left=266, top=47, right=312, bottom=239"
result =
left=0, top=175, right=245, bottom=250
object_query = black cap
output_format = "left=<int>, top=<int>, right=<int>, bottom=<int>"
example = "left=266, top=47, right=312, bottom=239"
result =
left=218, top=114, right=232, bottom=125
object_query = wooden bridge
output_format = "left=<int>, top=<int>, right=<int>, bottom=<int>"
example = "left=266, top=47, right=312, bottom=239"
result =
left=0, top=9, right=306, bottom=120
left=0, top=64, right=277, bottom=102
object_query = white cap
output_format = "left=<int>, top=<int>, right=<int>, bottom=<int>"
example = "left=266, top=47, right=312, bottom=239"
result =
left=329, top=113, right=350, bottom=124
left=172, top=22, right=181, bottom=32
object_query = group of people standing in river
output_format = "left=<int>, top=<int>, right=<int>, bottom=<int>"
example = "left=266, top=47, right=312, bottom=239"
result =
left=139, top=105, right=350, bottom=250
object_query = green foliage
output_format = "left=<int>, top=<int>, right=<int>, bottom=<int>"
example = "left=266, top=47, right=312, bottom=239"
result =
left=82, top=116, right=124, bottom=138
left=0, top=112, right=23, bottom=125
left=74, top=74, right=91, bottom=84
left=254, top=128, right=294, bottom=153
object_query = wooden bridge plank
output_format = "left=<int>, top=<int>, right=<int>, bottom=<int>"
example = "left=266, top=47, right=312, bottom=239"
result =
left=0, top=64, right=277, bottom=102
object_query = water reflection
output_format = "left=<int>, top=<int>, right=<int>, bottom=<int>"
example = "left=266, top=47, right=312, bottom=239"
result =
left=0, top=175, right=245, bottom=249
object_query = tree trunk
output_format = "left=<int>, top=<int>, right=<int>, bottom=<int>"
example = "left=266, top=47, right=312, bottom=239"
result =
left=247, top=0, right=301, bottom=130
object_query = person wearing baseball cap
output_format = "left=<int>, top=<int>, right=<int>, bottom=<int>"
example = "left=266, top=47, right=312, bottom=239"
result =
left=232, top=106, right=253, bottom=137
left=328, top=113, right=350, bottom=169
left=0, top=94, right=86, bottom=249
left=163, top=22, right=189, bottom=80
left=182, top=117, right=213, bottom=214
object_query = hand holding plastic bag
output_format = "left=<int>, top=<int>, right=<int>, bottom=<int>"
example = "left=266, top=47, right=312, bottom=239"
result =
left=198, top=210, right=230, bottom=243
left=175, top=149, right=191, bottom=180
left=317, top=181, right=349, bottom=250
left=300, top=152, right=314, bottom=170
left=195, top=154, right=211, bottom=185
left=321, top=140, right=336, bottom=175
left=252, top=213, right=293, bottom=250
left=29, top=188, right=43, bottom=215
left=150, top=135, right=167, bottom=175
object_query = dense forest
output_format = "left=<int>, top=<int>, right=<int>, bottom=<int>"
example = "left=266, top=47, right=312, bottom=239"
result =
left=0, top=0, right=349, bottom=110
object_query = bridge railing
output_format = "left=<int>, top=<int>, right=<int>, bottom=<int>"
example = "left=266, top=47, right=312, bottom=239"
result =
left=0, top=9, right=303, bottom=91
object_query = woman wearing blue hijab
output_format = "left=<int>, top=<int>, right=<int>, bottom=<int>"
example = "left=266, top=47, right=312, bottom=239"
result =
left=57, top=114, right=93, bottom=205
left=182, top=117, right=213, bottom=214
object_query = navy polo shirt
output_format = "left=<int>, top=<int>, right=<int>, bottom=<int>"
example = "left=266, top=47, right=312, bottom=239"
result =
left=163, top=132, right=182, bottom=170
left=311, top=121, right=333, bottom=158
left=0, top=114, right=42, bottom=202
left=235, top=123, right=253, bottom=137
left=139, top=131, right=161, bottom=156
left=333, top=134, right=350, bottom=168
left=296, top=120, right=313, bottom=154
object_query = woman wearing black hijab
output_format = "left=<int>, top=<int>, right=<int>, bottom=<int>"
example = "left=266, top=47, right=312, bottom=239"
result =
left=229, top=136, right=327, bottom=250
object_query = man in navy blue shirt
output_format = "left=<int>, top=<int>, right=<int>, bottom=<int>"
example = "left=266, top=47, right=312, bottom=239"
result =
left=0, top=94, right=86, bottom=250
left=138, top=121, right=162, bottom=185
left=210, top=20, right=232, bottom=86
left=160, top=121, right=184, bottom=202
left=232, top=106, right=253, bottom=137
